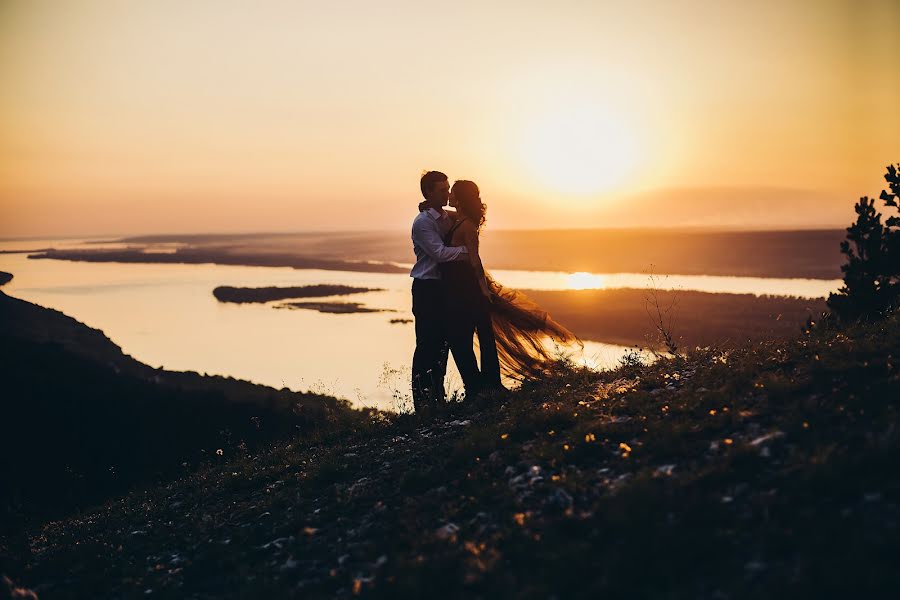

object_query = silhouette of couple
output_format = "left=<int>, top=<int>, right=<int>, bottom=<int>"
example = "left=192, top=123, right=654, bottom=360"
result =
left=410, top=171, right=578, bottom=414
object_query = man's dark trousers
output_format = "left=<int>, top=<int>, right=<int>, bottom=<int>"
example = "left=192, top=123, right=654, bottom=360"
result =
left=411, top=278, right=449, bottom=412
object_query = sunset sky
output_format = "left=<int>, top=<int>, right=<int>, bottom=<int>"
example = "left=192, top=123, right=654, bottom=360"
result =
left=1, top=0, right=898, bottom=237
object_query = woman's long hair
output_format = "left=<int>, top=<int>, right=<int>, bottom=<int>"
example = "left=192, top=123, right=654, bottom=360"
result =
left=452, top=180, right=581, bottom=380
left=484, top=272, right=582, bottom=380
left=451, top=180, right=486, bottom=231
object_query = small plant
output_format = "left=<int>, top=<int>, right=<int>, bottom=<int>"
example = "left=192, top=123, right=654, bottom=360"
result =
left=618, top=347, right=645, bottom=370
left=827, top=163, right=900, bottom=322
left=643, top=267, right=681, bottom=358
left=378, top=362, right=415, bottom=414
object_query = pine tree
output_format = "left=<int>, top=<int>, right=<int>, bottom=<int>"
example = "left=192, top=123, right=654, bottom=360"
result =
left=827, top=164, right=900, bottom=321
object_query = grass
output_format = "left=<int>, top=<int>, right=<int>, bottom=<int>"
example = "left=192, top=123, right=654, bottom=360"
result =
left=5, top=310, right=900, bottom=598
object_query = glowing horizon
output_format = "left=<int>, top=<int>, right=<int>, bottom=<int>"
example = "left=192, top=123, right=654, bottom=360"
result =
left=1, top=0, right=898, bottom=237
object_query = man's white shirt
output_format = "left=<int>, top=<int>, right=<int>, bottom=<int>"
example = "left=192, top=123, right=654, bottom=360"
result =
left=410, top=207, right=467, bottom=280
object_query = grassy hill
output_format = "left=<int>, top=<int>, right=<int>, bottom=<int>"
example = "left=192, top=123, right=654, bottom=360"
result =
left=5, top=303, right=898, bottom=597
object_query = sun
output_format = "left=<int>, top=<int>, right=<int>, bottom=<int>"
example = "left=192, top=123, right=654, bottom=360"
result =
left=517, top=103, right=641, bottom=196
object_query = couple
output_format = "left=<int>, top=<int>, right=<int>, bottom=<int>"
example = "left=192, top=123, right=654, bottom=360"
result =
left=410, top=170, right=578, bottom=414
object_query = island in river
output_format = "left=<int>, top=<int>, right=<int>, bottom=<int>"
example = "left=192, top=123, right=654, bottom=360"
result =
left=213, top=284, right=382, bottom=303
left=275, top=301, right=394, bottom=314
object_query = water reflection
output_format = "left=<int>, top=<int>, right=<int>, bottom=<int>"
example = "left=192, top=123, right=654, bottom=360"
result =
left=491, top=269, right=839, bottom=299
left=1, top=237, right=841, bottom=298
left=0, top=237, right=840, bottom=410
left=0, top=252, right=626, bottom=410
left=567, top=271, right=606, bottom=290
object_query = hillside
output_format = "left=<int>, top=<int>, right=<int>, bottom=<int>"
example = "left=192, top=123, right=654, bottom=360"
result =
left=5, top=308, right=898, bottom=598
left=0, top=289, right=364, bottom=526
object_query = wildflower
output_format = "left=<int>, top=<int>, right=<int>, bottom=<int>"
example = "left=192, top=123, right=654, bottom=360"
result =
left=500, top=433, right=509, bottom=440
left=584, top=433, right=596, bottom=443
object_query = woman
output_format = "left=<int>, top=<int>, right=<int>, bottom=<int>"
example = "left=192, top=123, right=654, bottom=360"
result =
left=440, top=180, right=580, bottom=396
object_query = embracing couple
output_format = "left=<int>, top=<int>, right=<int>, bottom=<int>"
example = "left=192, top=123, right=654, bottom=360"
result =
left=410, top=170, right=578, bottom=414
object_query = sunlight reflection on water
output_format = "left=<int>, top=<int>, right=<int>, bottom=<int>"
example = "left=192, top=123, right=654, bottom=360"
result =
left=490, top=269, right=839, bottom=298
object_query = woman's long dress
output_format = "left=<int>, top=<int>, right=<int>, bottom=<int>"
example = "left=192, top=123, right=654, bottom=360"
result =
left=439, top=218, right=502, bottom=395
left=442, top=216, right=581, bottom=387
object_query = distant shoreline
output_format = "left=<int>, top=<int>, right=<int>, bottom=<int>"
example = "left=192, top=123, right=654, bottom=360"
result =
left=28, top=248, right=409, bottom=274
left=23, top=226, right=846, bottom=280
left=109, top=226, right=848, bottom=242
left=0, top=226, right=847, bottom=243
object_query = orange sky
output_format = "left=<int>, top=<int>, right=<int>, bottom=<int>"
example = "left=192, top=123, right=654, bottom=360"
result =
left=1, top=0, right=898, bottom=237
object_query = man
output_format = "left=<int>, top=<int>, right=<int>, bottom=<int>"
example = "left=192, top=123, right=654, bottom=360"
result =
left=410, top=170, right=468, bottom=414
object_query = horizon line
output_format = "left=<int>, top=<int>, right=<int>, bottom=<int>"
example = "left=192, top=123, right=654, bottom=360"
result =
left=0, top=223, right=850, bottom=243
